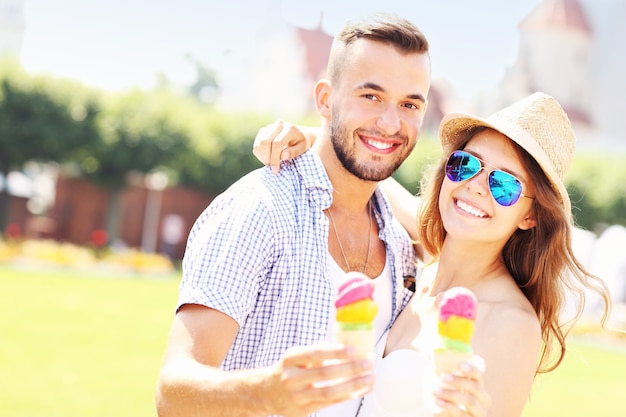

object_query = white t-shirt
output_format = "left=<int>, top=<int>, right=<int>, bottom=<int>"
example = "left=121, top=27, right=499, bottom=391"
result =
left=318, top=255, right=393, bottom=417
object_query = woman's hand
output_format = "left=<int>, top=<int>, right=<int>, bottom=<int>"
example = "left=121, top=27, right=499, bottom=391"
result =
left=433, top=359, right=492, bottom=417
left=253, top=120, right=317, bottom=174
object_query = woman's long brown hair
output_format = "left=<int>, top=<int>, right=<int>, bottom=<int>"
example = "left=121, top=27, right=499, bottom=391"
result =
left=417, top=127, right=611, bottom=373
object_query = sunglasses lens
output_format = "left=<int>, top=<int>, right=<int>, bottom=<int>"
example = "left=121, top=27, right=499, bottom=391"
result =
left=489, top=170, right=523, bottom=206
left=446, top=150, right=526, bottom=207
left=445, top=151, right=481, bottom=182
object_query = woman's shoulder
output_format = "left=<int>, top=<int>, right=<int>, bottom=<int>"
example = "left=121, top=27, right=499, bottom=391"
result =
left=476, top=284, right=542, bottom=349
left=482, top=299, right=539, bottom=334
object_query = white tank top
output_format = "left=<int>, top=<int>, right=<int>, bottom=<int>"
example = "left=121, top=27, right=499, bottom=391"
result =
left=319, top=255, right=393, bottom=417
left=324, top=255, right=392, bottom=344
left=356, top=333, right=433, bottom=417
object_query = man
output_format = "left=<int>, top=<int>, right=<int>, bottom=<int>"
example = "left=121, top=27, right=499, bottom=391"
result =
left=155, top=12, right=431, bottom=417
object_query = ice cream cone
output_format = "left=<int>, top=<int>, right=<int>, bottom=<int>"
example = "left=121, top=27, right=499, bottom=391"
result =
left=434, top=287, right=478, bottom=374
left=335, top=326, right=375, bottom=358
left=334, top=272, right=378, bottom=358
left=433, top=349, right=473, bottom=375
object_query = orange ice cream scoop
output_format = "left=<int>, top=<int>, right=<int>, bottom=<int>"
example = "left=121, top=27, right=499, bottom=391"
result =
left=336, top=298, right=378, bottom=325
left=438, top=315, right=475, bottom=344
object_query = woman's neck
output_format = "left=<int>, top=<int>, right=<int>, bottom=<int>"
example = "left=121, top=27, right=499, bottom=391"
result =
left=428, top=238, right=508, bottom=295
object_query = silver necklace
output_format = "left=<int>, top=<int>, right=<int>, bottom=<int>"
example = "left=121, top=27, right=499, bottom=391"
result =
left=326, top=201, right=373, bottom=274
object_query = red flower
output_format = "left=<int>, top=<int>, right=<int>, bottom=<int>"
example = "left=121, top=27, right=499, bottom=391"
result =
left=4, top=223, right=21, bottom=239
left=90, top=229, right=108, bottom=247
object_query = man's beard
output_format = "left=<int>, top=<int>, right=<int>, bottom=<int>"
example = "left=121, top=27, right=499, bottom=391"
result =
left=329, top=113, right=415, bottom=182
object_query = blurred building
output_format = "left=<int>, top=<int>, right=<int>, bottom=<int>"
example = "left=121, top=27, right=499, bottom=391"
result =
left=51, top=175, right=213, bottom=260
left=217, top=7, right=447, bottom=132
left=0, top=0, right=25, bottom=58
left=485, top=0, right=626, bottom=151
left=218, top=0, right=624, bottom=149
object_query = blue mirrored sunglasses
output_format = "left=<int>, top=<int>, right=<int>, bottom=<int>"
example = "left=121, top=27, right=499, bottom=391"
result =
left=445, top=150, right=535, bottom=207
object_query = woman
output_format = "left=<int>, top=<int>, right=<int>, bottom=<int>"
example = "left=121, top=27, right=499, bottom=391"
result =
left=254, top=92, right=611, bottom=416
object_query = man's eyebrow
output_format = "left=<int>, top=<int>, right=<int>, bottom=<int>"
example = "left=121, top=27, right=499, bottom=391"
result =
left=407, top=93, right=427, bottom=103
left=357, top=82, right=385, bottom=92
left=356, top=82, right=426, bottom=103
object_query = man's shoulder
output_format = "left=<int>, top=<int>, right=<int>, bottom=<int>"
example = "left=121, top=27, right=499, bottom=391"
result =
left=206, top=152, right=330, bottom=223
left=216, top=160, right=324, bottom=211
left=257, top=151, right=332, bottom=199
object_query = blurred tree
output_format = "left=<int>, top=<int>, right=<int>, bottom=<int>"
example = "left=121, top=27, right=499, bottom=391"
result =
left=82, top=89, right=196, bottom=241
left=1, top=63, right=622, bottom=248
left=0, top=73, right=100, bottom=230
left=89, top=90, right=190, bottom=185
left=567, top=153, right=626, bottom=232
left=173, top=108, right=266, bottom=194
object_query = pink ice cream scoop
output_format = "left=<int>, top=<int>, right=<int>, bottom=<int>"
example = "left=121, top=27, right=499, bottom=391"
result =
left=334, top=272, right=378, bottom=356
left=335, top=272, right=376, bottom=308
left=437, top=287, right=477, bottom=351
left=335, top=272, right=377, bottom=324
left=439, top=287, right=477, bottom=321
left=434, top=287, right=483, bottom=378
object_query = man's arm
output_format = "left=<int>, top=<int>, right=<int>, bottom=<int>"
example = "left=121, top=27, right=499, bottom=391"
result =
left=155, top=304, right=375, bottom=417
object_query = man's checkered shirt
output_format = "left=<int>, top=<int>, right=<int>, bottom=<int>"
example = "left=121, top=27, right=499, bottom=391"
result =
left=178, top=150, right=416, bottom=371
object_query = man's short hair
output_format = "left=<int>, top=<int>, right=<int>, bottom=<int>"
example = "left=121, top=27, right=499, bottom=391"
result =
left=327, top=13, right=430, bottom=84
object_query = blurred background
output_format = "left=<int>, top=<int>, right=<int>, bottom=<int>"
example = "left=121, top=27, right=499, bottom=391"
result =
left=2, top=0, right=624, bottom=307
left=1, top=1, right=625, bottom=416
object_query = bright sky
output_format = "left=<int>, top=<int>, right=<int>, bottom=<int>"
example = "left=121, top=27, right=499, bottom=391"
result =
left=20, top=0, right=542, bottom=102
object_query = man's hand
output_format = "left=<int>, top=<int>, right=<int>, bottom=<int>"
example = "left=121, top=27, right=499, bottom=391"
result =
left=262, top=343, right=375, bottom=417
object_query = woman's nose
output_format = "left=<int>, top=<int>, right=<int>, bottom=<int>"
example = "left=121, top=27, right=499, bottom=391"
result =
left=466, top=169, right=490, bottom=197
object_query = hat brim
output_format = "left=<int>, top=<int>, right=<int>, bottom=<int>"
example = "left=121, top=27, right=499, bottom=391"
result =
left=439, top=112, right=571, bottom=217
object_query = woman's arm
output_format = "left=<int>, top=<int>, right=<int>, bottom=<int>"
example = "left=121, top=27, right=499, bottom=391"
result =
left=379, top=177, right=420, bottom=240
left=379, top=177, right=426, bottom=262
left=475, top=304, right=542, bottom=417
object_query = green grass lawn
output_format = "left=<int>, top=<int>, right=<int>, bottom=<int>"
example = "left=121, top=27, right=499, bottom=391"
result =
left=0, top=265, right=179, bottom=417
left=522, top=335, right=626, bottom=417
left=1, top=265, right=624, bottom=417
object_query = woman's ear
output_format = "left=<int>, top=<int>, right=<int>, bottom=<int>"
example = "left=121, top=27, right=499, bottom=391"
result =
left=518, top=214, right=537, bottom=231
left=314, top=79, right=331, bottom=119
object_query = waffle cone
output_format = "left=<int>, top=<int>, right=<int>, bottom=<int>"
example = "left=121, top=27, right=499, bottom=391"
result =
left=335, top=328, right=375, bottom=358
left=433, top=350, right=473, bottom=375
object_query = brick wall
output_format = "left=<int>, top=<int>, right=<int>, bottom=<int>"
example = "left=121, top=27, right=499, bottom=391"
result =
left=50, top=176, right=214, bottom=260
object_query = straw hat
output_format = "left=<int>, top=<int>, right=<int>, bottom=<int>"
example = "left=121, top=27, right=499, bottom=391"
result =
left=439, top=92, right=575, bottom=217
